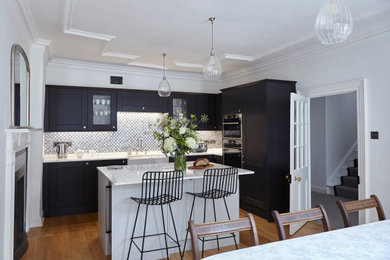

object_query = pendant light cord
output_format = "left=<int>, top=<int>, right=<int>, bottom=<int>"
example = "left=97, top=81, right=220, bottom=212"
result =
left=162, top=52, right=166, bottom=79
left=209, top=17, right=215, bottom=56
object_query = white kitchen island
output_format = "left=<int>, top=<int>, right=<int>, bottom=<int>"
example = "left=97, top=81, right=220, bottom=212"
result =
left=98, top=162, right=254, bottom=260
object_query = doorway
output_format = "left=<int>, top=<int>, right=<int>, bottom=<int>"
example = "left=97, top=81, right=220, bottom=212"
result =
left=297, top=78, right=367, bottom=225
left=310, top=93, right=358, bottom=229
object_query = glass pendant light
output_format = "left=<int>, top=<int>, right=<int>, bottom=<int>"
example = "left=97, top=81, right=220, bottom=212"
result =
left=203, top=17, right=222, bottom=80
left=315, top=0, right=353, bottom=45
left=158, top=52, right=171, bottom=97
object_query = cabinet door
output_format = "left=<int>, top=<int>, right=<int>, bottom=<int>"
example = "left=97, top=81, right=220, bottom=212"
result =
left=222, top=88, right=245, bottom=115
left=189, top=94, right=217, bottom=130
left=44, top=162, right=91, bottom=217
left=87, top=89, right=117, bottom=131
left=48, top=87, right=88, bottom=131
left=215, top=94, right=222, bottom=130
left=168, top=93, right=190, bottom=118
left=89, top=159, right=127, bottom=211
left=118, top=90, right=167, bottom=112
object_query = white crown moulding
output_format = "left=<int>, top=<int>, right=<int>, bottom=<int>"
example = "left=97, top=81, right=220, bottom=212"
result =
left=223, top=54, right=254, bottom=62
left=174, top=62, right=203, bottom=68
left=128, top=62, right=163, bottom=70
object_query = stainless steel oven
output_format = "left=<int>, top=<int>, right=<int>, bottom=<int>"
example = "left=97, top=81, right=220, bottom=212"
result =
left=223, top=139, right=243, bottom=168
left=223, top=114, right=242, bottom=139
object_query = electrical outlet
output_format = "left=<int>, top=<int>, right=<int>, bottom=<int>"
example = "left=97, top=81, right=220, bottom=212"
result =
left=371, top=131, right=379, bottom=139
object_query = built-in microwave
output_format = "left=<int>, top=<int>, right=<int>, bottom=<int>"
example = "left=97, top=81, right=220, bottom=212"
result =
left=223, top=114, right=242, bottom=139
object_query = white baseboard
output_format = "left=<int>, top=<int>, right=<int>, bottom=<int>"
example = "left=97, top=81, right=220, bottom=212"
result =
left=311, top=185, right=328, bottom=194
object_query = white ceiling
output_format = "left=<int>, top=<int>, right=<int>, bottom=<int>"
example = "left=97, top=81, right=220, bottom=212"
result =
left=28, top=0, right=390, bottom=74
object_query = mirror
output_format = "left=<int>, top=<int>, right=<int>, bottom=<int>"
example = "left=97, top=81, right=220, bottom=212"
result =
left=11, top=44, right=30, bottom=128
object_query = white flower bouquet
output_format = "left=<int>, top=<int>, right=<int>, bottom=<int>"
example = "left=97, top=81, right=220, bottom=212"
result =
left=152, top=112, right=208, bottom=171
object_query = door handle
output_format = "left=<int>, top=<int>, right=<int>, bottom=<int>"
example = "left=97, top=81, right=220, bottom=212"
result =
left=294, top=177, right=302, bottom=182
left=285, top=175, right=291, bottom=183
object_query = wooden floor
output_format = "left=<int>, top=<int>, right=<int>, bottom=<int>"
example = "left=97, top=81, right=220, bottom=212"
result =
left=22, top=209, right=324, bottom=260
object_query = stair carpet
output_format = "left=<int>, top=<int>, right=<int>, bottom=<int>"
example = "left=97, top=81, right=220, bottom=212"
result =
left=334, top=159, right=359, bottom=199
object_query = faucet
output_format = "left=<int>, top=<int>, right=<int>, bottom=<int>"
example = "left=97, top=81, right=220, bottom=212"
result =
left=136, top=136, right=143, bottom=152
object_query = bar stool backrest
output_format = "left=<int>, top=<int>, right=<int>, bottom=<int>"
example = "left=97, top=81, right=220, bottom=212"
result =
left=140, top=170, right=183, bottom=205
left=202, top=168, right=238, bottom=199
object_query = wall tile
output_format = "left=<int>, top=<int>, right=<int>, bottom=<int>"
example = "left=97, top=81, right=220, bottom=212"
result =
left=44, top=112, right=222, bottom=154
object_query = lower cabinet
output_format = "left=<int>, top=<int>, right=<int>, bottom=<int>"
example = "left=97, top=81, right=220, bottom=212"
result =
left=43, top=159, right=127, bottom=217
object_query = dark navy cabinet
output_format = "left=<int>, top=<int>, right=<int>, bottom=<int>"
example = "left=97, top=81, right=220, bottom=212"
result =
left=44, top=86, right=117, bottom=132
left=222, top=87, right=245, bottom=115
left=46, top=86, right=88, bottom=131
left=43, top=159, right=127, bottom=217
left=167, top=92, right=220, bottom=130
left=222, top=79, right=296, bottom=221
left=117, top=90, right=168, bottom=113
left=87, top=89, right=117, bottom=131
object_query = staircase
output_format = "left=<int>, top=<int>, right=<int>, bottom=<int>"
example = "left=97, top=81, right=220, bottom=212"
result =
left=334, top=159, right=358, bottom=199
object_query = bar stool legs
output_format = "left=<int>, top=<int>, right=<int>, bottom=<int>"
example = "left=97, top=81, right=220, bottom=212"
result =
left=127, top=203, right=141, bottom=260
left=127, top=203, right=182, bottom=260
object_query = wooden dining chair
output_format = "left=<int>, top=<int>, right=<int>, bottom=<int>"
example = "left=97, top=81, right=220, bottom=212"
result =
left=188, top=213, right=259, bottom=260
left=272, top=204, right=331, bottom=241
left=336, top=194, right=386, bottom=228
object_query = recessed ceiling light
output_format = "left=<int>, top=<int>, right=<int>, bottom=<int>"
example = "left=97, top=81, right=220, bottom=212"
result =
left=223, top=54, right=254, bottom=62
left=128, top=62, right=162, bottom=69
left=174, top=62, right=203, bottom=68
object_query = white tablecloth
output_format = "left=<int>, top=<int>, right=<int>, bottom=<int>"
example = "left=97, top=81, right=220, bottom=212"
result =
left=204, top=219, right=390, bottom=260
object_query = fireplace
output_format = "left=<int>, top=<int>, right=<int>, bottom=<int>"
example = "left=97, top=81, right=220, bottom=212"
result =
left=14, top=148, right=28, bottom=259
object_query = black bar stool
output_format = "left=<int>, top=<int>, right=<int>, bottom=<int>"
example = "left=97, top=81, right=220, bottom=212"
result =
left=127, top=170, right=184, bottom=260
left=182, top=167, right=238, bottom=258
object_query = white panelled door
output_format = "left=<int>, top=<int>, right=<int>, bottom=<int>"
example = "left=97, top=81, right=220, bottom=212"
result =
left=289, top=93, right=311, bottom=235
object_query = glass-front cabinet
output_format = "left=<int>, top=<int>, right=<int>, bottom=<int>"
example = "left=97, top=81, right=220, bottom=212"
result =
left=87, top=90, right=117, bottom=131
left=169, top=93, right=189, bottom=118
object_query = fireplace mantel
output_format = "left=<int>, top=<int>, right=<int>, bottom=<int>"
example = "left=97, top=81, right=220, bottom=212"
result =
left=3, top=129, right=30, bottom=260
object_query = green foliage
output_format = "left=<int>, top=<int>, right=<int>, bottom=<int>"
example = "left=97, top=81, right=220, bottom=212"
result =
left=151, top=111, right=208, bottom=156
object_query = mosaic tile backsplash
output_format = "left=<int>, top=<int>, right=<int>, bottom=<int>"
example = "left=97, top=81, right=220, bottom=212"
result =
left=44, top=112, right=222, bottom=154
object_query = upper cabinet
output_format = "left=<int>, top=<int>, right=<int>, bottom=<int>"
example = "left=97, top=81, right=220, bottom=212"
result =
left=117, top=90, right=168, bottom=113
left=168, top=93, right=190, bottom=117
left=87, top=89, right=117, bottom=131
left=44, top=85, right=222, bottom=132
left=221, top=87, right=245, bottom=115
left=46, top=86, right=88, bottom=131
left=44, top=86, right=117, bottom=132
left=167, top=93, right=220, bottom=130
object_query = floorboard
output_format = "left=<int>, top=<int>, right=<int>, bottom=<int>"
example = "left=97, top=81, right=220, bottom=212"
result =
left=22, top=209, right=324, bottom=260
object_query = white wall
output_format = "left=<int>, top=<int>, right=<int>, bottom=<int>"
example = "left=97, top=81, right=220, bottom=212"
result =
left=46, top=59, right=223, bottom=94
left=224, top=31, right=390, bottom=222
left=325, top=93, right=357, bottom=180
left=310, top=97, right=327, bottom=193
left=0, top=0, right=33, bottom=256
left=311, top=94, right=357, bottom=194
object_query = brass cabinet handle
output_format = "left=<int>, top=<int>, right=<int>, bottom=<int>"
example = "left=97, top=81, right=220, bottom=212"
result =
left=294, top=177, right=301, bottom=182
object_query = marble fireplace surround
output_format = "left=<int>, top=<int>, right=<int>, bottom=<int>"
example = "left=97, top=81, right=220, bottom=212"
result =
left=3, top=129, right=31, bottom=260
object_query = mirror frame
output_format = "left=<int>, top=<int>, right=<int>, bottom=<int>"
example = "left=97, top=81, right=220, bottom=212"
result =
left=10, top=44, right=31, bottom=128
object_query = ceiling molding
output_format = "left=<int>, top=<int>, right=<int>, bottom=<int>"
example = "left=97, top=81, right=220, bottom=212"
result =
left=15, top=0, right=38, bottom=41
left=223, top=54, right=253, bottom=62
left=63, top=0, right=141, bottom=62
left=223, top=10, right=390, bottom=82
left=48, top=58, right=207, bottom=80
left=128, top=62, right=163, bottom=70
left=175, top=62, right=203, bottom=68
left=12, top=0, right=53, bottom=56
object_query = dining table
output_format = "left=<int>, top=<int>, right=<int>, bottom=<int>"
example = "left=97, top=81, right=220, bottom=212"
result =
left=203, top=219, right=390, bottom=260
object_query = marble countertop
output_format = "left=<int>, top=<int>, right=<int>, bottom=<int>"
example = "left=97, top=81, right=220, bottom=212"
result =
left=43, top=148, right=223, bottom=163
left=98, top=162, right=253, bottom=186
left=203, top=219, right=390, bottom=260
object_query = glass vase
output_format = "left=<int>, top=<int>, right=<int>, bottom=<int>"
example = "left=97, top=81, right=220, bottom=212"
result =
left=174, top=152, right=186, bottom=172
